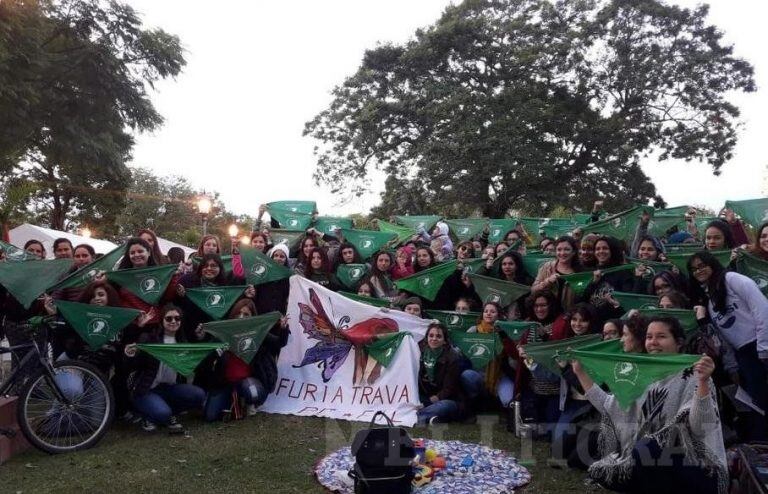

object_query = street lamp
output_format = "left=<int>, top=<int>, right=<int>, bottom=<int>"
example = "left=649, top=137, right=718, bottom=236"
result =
left=197, top=196, right=212, bottom=236
left=81, top=227, right=92, bottom=238
left=228, top=224, right=239, bottom=238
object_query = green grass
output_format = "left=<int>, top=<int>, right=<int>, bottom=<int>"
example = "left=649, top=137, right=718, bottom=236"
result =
left=0, top=413, right=586, bottom=493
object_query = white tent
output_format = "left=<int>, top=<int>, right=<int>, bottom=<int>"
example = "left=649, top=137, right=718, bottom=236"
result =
left=9, top=223, right=117, bottom=259
left=155, top=236, right=195, bottom=258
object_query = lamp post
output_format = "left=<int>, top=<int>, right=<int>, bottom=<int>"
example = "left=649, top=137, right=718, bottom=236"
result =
left=197, top=196, right=212, bottom=236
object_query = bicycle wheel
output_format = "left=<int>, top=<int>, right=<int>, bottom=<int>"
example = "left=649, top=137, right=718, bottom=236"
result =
left=17, top=360, right=115, bottom=453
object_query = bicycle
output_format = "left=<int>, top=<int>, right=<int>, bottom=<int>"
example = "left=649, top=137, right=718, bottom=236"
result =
left=0, top=316, right=115, bottom=453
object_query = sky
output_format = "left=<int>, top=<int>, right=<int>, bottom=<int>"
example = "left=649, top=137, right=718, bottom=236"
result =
left=127, top=0, right=768, bottom=218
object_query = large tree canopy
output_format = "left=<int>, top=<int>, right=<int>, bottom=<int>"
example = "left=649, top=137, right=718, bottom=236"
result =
left=0, top=0, right=185, bottom=230
left=304, top=0, right=755, bottom=217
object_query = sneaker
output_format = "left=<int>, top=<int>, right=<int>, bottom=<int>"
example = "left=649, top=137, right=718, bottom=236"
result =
left=428, top=416, right=440, bottom=426
left=167, top=415, right=185, bottom=435
left=141, top=419, right=157, bottom=432
left=247, top=404, right=258, bottom=417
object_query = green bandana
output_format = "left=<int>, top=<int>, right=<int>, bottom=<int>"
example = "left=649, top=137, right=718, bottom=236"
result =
left=185, top=286, right=246, bottom=320
left=0, top=240, right=38, bottom=262
left=239, top=247, right=292, bottom=286
left=445, top=219, right=488, bottom=242
left=335, top=264, right=369, bottom=290
left=395, top=215, right=441, bottom=232
left=725, top=198, right=768, bottom=229
left=340, top=229, right=397, bottom=260
left=735, top=251, right=768, bottom=296
left=268, top=229, right=304, bottom=257
left=375, top=220, right=415, bottom=245
left=56, top=300, right=141, bottom=350
left=421, top=345, right=444, bottom=382
left=449, top=329, right=501, bottom=370
left=523, top=334, right=603, bottom=375
left=395, top=261, right=460, bottom=302
left=313, top=216, right=353, bottom=235
left=107, top=264, right=177, bottom=305
left=565, top=348, right=699, bottom=409
left=582, top=205, right=655, bottom=241
left=365, top=332, right=409, bottom=367
left=487, top=219, right=518, bottom=244
left=521, top=253, right=556, bottom=279
left=425, top=310, right=482, bottom=332
left=266, top=206, right=313, bottom=230
left=338, top=291, right=391, bottom=308
left=202, top=312, right=282, bottom=363
left=627, top=258, right=674, bottom=277
left=265, top=200, right=316, bottom=215
left=459, top=258, right=486, bottom=276
left=192, top=255, right=233, bottom=274
left=611, top=291, right=659, bottom=311
left=137, top=342, right=226, bottom=377
left=49, top=245, right=126, bottom=292
left=0, top=258, right=74, bottom=309
left=560, top=264, right=635, bottom=297
left=467, top=273, right=530, bottom=307
left=495, top=321, right=542, bottom=342
left=627, top=308, right=698, bottom=332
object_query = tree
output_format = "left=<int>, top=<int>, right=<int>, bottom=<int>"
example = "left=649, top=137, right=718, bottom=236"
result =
left=0, top=0, right=185, bottom=230
left=305, top=0, right=755, bottom=217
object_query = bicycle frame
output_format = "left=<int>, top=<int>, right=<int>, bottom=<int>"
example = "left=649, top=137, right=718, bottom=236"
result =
left=0, top=329, right=71, bottom=404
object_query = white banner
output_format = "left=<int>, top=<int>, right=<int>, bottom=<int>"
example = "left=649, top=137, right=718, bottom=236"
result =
left=260, top=276, right=430, bottom=426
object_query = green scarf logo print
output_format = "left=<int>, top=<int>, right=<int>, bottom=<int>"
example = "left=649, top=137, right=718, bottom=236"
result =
left=469, top=343, right=490, bottom=358
left=448, top=314, right=461, bottom=326
left=614, top=361, right=639, bottom=385
left=238, top=336, right=256, bottom=353
left=141, top=276, right=160, bottom=294
left=206, top=291, right=224, bottom=308
left=420, top=276, right=432, bottom=287
left=88, top=317, right=109, bottom=336
left=250, top=262, right=267, bottom=278
left=360, top=239, right=373, bottom=250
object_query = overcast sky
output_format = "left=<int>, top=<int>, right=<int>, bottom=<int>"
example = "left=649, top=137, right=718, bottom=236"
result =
left=127, top=0, right=768, bottom=218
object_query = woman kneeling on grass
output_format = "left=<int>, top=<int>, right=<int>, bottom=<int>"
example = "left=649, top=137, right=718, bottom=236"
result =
left=417, top=323, right=465, bottom=425
left=571, top=317, right=726, bottom=494
left=124, top=304, right=206, bottom=434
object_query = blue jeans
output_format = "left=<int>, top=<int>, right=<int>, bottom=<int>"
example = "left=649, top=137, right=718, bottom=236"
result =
left=417, top=399, right=459, bottom=424
left=460, top=369, right=514, bottom=406
left=735, top=341, right=768, bottom=441
left=552, top=400, right=593, bottom=460
left=132, top=383, right=206, bottom=425
left=203, top=377, right=267, bottom=422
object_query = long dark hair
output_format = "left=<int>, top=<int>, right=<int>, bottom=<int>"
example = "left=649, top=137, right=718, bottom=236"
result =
left=117, top=237, right=157, bottom=270
left=647, top=270, right=688, bottom=296
left=594, top=236, right=625, bottom=268
left=524, top=290, right=562, bottom=325
left=687, top=251, right=727, bottom=312
left=306, top=247, right=331, bottom=276
left=332, top=242, right=362, bottom=270
left=704, top=220, right=735, bottom=250
left=414, top=246, right=435, bottom=272
left=78, top=281, right=121, bottom=307
left=752, top=222, right=768, bottom=261
left=554, top=235, right=581, bottom=271
left=195, top=253, right=227, bottom=285
left=567, top=303, right=599, bottom=335
left=496, top=251, right=528, bottom=284
left=159, top=304, right=186, bottom=342
left=137, top=228, right=166, bottom=265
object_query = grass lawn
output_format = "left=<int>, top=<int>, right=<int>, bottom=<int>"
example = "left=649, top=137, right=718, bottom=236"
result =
left=0, top=412, right=587, bottom=493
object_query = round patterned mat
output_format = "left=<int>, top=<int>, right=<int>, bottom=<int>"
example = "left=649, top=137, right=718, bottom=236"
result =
left=315, top=439, right=531, bottom=493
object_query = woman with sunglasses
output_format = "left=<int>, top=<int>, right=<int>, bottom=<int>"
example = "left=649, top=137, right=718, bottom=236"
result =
left=123, top=305, right=206, bottom=434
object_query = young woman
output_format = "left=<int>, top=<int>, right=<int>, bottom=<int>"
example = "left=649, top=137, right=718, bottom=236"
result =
left=301, top=247, right=340, bottom=291
left=366, top=251, right=397, bottom=300
left=602, top=319, right=621, bottom=340
left=703, top=220, right=735, bottom=251
left=293, top=235, right=318, bottom=276
left=138, top=228, right=168, bottom=264
left=73, top=244, right=95, bottom=269
left=581, top=236, right=634, bottom=322
left=455, top=241, right=475, bottom=261
left=24, top=239, right=46, bottom=259
left=114, top=237, right=178, bottom=326
left=461, top=302, right=515, bottom=414
left=539, top=237, right=556, bottom=255
left=124, top=305, right=206, bottom=433
left=748, top=222, right=768, bottom=261
left=356, top=281, right=375, bottom=298
left=579, top=234, right=598, bottom=269
left=533, top=236, right=581, bottom=311
left=490, top=251, right=532, bottom=285
left=391, top=245, right=415, bottom=280
left=647, top=271, right=688, bottom=297
left=254, top=244, right=291, bottom=315
left=414, top=246, right=436, bottom=273
left=249, top=232, right=269, bottom=254
left=658, top=290, right=690, bottom=309
left=201, top=299, right=289, bottom=421
left=688, top=250, right=768, bottom=440
left=571, top=317, right=725, bottom=493
left=551, top=303, right=602, bottom=469
left=196, top=234, right=221, bottom=257
left=52, top=238, right=73, bottom=259
left=630, top=235, right=667, bottom=293
left=620, top=314, right=647, bottom=353
left=401, top=297, right=422, bottom=318
left=417, top=323, right=465, bottom=425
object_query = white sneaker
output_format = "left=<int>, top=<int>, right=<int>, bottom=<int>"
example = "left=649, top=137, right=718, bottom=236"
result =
left=247, top=404, right=258, bottom=416
left=141, top=419, right=157, bottom=432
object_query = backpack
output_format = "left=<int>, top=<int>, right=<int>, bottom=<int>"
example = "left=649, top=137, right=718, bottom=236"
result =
left=348, top=411, right=414, bottom=494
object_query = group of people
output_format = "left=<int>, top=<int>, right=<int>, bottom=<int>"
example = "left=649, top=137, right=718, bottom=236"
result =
left=2, top=201, right=768, bottom=494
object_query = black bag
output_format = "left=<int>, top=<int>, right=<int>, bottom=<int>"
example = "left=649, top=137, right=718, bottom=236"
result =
left=348, top=411, right=414, bottom=494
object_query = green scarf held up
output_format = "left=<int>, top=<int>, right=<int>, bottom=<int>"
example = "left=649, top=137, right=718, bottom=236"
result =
left=0, top=240, right=38, bottom=262
left=266, top=206, right=313, bottom=230
left=734, top=251, right=768, bottom=297
left=365, top=332, right=409, bottom=368
left=495, top=320, right=541, bottom=342
left=725, top=197, right=768, bottom=229
left=564, top=348, right=699, bottom=409
left=313, top=216, right=353, bottom=235
left=449, top=329, right=501, bottom=370
left=522, top=334, right=603, bottom=376
left=425, top=310, right=482, bottom=332
left=185, top=286, right=247, bottom=320
left=445, top=219, right=488, bottom=242
left=394, top=215, right=441, bottom=232
left=340, top=229, right=397, bottom=260
left=239, top=247, right=292, bottom=286
left=0, top=258, right=74, bottom=309
left=265, top=200, right=316, bottom=215
left=560, top=264, right=635, bottom=298
left=395, top=261, right=461, bottom=302
left=665, top=249, right=731, bottom=273
left=335, top=264, right=369, bottom=290
left=202, top=312, right=282, bottom=363
left=421, top=345, right=444, bottom=382
left=467, top=272, right=530, bottom=307
left=626, top=308, right=698, bottom=332
left=49, top=245, right=125, bottom=292
left=487, top=219, right=518, bottom=244
left=137, top=342, right=227, bottom=377
left=268, top=229, right=304, bottom=257
left=56, top=300, right=141, bottom=350
left=581, top=205, right=655, bottom=241
left=611, top=291, right=659, bottom=311
left=107, top=264, right=177, bottom=305
left=375, top=220, right=415, bottom=246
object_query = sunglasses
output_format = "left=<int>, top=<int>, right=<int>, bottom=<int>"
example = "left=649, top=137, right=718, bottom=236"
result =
left=164, top=315, right=182, bottom=322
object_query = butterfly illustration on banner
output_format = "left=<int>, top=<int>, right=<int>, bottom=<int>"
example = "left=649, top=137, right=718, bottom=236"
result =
left=293, top=288, right=398, bottom=385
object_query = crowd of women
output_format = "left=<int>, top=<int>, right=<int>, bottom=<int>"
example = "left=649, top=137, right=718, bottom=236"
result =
left=2, top=201, right=768, bottom=494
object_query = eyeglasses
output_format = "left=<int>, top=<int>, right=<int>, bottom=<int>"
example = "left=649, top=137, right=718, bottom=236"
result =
left=164, top=316, right=182, bottom=322
left=690, top=265, right=710, bottom=274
